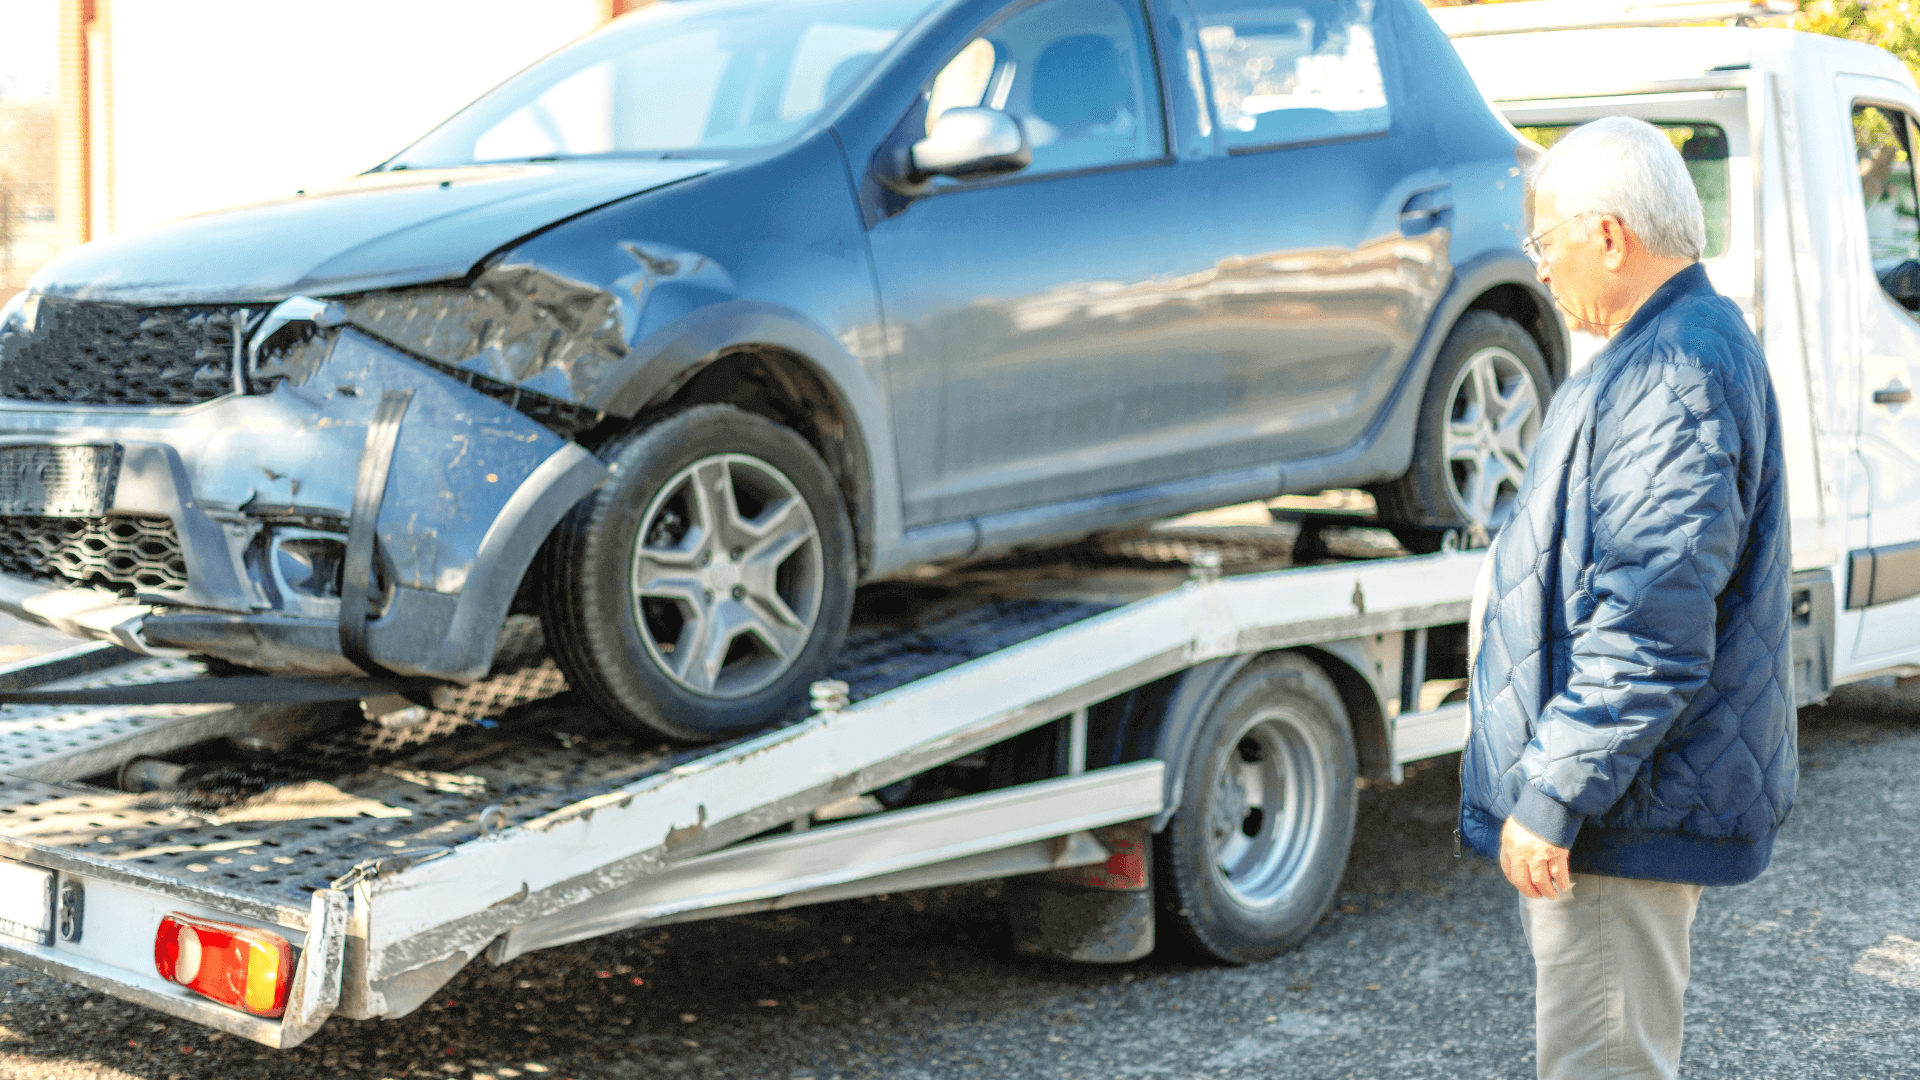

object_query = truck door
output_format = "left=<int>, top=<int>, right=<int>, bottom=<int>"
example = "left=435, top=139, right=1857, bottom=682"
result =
left=1843, top=98, right=1920, bottom=667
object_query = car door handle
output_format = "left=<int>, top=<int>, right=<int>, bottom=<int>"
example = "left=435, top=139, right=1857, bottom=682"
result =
left=1400, top=185, right=1454, bottom=220
left=1400, top=185, right=1453, bottom=236
left=1874, top=382, right=1913, bottom=405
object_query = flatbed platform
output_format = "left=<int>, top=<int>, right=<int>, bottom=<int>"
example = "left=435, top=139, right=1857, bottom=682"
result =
left=0, top=508, right=1480, bottom=1047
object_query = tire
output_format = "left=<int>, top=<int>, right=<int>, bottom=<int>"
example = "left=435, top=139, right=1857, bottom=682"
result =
left=1374, top=311, right=1552, bottom=550
left=540, top=404, right=856, bottom=742
left=1156, top=653, right=1356, bottom=964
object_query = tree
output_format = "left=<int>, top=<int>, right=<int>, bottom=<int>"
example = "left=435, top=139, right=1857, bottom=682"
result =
left=1764, top=2, right=1920, bottom=83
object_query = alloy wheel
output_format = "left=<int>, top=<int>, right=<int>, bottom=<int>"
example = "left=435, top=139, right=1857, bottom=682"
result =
left=629, top=453, right=825, bottom=699
left=1443, top=345, right=1542, bottom=530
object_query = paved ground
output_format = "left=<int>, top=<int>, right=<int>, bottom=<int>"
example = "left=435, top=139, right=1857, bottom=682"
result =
left=2, top=683, right=1916, bottom=1080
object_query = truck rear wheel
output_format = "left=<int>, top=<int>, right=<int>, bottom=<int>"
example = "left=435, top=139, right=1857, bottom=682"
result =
left=1374, top=311, right=1551, bottom=552
left=1156, top=653, right=1356, bottom=964
left=541, top=404, right=856, bottom=742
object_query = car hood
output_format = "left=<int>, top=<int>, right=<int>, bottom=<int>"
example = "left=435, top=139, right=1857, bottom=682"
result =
left=28, top=160, right=722, bottom=305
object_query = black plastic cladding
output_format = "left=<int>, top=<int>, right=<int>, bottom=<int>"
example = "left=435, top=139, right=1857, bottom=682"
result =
left=0, top=299, right=241, bottom=406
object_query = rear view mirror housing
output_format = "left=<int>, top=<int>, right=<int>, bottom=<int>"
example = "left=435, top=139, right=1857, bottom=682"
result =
left=909, top=107, right=1031, bottom=181
left=1881, top=259, right=1920, bottom=311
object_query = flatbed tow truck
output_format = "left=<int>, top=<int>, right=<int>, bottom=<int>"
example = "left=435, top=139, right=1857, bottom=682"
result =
left=0, top=508, right=1507, bottom=1049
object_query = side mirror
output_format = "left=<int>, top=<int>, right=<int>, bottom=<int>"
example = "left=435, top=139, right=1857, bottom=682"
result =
left=1882, top=259, right=1920, bottom=311
left=910, top=107, right=1031, bottom=180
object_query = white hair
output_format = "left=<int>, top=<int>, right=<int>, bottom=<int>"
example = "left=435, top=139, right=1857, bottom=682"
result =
left=1528, top=115, right=1705, bottom=261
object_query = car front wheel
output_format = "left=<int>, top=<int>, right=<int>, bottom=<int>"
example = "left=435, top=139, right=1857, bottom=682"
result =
left=541, top=404, right=856, bottom=742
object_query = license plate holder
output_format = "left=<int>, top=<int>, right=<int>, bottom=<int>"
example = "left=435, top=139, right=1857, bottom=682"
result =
left=0, top=859, right=54, bottom=946
left=0, top=445, right=121, bottom=517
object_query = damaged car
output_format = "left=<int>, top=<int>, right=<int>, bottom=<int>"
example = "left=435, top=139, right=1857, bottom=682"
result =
left=0, top=0, right=1562, bottom=740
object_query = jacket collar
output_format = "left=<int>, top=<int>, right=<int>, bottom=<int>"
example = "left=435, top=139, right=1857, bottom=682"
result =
left=1599, top=261, right=1709, bottom=353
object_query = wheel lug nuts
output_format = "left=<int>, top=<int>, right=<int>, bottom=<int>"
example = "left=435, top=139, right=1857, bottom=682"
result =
left=703, top=589, right=714, bottom=603
left=731, top=585, right=746, bottom=600
left=730, top=548, right=743, bottom=562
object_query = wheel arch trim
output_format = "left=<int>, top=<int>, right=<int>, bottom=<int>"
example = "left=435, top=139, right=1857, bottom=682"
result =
left=1147, top=645, right=1389, bottom=832
left=1359, top=252, right=1568, bottom=482
left=594, top=300, right=903, bottom=580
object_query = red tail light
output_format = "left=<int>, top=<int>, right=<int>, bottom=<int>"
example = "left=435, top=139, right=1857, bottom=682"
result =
left=1050, top=821, right=1151, bottom=891
left=153, top=914, right=295, bottom=1017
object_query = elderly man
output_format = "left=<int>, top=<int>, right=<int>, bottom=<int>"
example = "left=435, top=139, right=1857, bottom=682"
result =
left=1460, top=115, right=1795, bottom=1079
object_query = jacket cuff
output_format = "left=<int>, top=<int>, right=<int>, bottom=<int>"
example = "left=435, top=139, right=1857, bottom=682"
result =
left=1512, top=786, right=1583, bottom=849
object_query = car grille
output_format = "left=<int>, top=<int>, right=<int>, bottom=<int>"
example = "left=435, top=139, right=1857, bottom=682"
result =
left=0, top=515, right=189, bottom=597
left=0, top=298, right=243, bottom=406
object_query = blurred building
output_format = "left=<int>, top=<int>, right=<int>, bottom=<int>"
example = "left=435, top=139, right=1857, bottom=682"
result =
left=9, top=0, right=647, bottom=294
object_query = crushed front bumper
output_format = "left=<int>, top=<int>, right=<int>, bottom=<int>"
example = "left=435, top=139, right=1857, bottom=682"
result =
left=0, top=328, right=606, bottom=680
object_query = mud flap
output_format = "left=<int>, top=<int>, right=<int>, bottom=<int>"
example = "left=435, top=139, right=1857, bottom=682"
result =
left=1007, top=820, right=1155, bottom=963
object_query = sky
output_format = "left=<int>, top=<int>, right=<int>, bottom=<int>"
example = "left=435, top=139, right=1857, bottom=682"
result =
left=0, top=0, right=57, bottom=102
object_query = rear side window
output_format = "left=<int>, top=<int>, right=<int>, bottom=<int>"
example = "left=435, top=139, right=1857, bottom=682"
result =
left=925, top=0, right=1166, bottom=178
left=1516, top=122, right=1731, bottom=260
left=1852, top=103, right=1920, bottom=309
left=1190, top=0, right=1390, bottom=151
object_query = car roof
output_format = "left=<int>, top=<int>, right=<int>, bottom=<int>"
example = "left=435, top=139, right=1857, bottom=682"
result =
left=1451, top=26, right=1917, bottom=102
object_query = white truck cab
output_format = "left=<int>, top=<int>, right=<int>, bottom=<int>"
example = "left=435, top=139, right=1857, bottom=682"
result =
left=1449, top=22, right=1920, bottom=696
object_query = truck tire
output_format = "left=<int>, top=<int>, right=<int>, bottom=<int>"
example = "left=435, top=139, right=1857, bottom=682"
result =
left=1156, top=652, right=1356, bottom=964
left=1374, top=311, right=1551, bottom=553
left=541, top=404, right=856, bottom=742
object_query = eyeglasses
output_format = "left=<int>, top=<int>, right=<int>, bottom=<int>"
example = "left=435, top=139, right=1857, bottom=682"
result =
left=1521, top=210, right=1596, bottom=263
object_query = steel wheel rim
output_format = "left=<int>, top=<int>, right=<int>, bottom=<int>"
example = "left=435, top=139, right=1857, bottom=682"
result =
left=1442, top=345, right=1542, bottom=532
left=1208, top=707, right=1329, bottom=909
left=629, top=452, right=825, bottom=700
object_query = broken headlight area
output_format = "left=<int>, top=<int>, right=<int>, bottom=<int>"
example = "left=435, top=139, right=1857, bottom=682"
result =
left=248, top=272, right=611, bottom=442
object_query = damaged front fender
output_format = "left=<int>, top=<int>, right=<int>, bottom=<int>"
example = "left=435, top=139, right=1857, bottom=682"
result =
left=333, top=242, right=736, bottom=412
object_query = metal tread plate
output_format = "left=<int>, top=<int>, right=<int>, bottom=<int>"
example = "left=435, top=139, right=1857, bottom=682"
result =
left=0, top=653, right=217, bottom=776
left=0, top=598, right=1114, bottom=912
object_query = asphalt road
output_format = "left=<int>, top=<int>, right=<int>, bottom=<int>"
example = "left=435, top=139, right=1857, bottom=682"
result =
left=3, top=683, right=1917, bottom=1080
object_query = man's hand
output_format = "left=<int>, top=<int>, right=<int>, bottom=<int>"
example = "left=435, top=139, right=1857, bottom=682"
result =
left=1500, top=816, right=1572, bottom=899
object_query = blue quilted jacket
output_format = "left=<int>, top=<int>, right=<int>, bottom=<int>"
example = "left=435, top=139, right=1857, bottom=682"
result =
left=1460, top=263, right=1794, bottom=886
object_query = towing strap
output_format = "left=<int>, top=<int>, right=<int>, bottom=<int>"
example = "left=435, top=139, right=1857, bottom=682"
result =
left=0, top=675, right=430, bottom=706
left=339, top=388, right=414, bottom=676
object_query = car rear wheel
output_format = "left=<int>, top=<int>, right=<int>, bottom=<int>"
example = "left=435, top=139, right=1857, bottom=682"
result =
left=541, top=404, right=855, bottom=742
left=1374, top=311, right=1551, bottom=553
left=1156, top=652, right=1356, bottom=964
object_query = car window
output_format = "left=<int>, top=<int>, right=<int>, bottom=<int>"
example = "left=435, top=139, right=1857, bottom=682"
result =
left=1189, top=0, right=1389, bottom=151
left=925, top=0, right=1165, bottom=180
left=1854, top=103, right=1920, bottom=309
left=389, top=0, right=938, bottom=166
left=1517, top=122, right=1731, bottom=260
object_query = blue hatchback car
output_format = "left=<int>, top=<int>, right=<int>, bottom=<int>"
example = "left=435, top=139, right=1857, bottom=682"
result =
left=0, top=0, right=1562, bottom=739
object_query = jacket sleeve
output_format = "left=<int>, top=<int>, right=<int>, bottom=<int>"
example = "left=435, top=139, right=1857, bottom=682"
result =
left=1511, top=352, right=1745, bottom=849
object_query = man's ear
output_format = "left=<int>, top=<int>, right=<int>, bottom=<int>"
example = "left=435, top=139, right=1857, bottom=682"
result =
left=1599, top=215, right=1631, bottom=271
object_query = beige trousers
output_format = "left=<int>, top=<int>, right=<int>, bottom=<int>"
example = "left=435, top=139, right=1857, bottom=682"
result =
left=1518, top=873, right=1706, bottom=1080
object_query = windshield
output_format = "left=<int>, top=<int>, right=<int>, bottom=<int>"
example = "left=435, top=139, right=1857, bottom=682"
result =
left=387, top=0, right=938, bottom=168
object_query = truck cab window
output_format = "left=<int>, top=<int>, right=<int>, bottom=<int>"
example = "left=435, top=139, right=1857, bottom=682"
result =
left=1516, top=122, right=1730, bottom=260
left=1854, top=103, right=1920, bottom=312
left=925, top=0, right=1165, bottom=179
